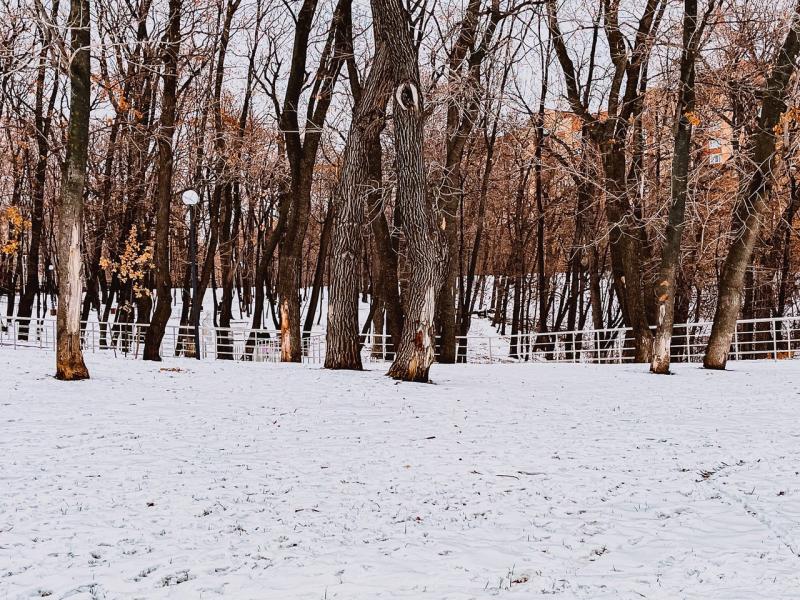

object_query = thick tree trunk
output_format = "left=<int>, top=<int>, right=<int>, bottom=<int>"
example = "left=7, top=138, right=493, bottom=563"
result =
left=143, top=0, right=181, bottom=361
left=325, top=40, right=392, bottom=369
left=278, top=245, right=303, bottom=361
left=601, top=135, right=654, bottom=363
left=651, top=0, right=698, bottom=374
left=704, top=1, right=800, bottom=369
left=378, top=0, right=448, bottom=382
left=55, top=0, right=91, bottom=381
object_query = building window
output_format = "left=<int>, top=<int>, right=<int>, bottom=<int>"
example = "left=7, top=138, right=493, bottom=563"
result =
left=708, top=138, right=721, bottom=149
left=710, top=154, right=722, bottom=165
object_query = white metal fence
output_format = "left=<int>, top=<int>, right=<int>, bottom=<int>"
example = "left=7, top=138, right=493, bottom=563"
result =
left=1, top=315, right=798, bottom=365
left=0, top=317, right=325, bottom=363
left=360, top=316, right=800, bottom=364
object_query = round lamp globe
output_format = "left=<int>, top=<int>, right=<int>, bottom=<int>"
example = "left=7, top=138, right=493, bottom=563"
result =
left=182, top=190, right=200, bottom=206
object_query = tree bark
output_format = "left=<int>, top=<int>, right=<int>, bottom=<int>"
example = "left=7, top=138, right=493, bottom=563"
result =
left=55, top=0, right=91, bottom=380
left=378, top=0, right=449, bottom=382
left=704, top=1, right=800, bottom=369
left=325, top=33, right=393, bottom=369
left=278, top=0, right=350, bottom=362
left=144, top=0, right=182, bottom=361
left=651, top=0, right=701, bottom=373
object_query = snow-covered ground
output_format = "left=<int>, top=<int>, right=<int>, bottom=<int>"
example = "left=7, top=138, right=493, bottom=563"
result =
left=2, top=350, right=800, bottom=599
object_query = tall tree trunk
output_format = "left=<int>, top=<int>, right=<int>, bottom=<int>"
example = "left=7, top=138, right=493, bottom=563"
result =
left=379, top=0, right=449, bottom=382
left=216, top=183, right=237, bottom=358
left=55, top=0, right=91, bottom=381
left=144, top=0, right=182, bottom=361
left=438, top=0, right=480, bottom=364
left=278, top=0, right=350, bottom=362
left=508, top=164, right=530, bottom=358
left=704, top=1, right=800, bottom=369
left=534, top=59, right=550, bottom=346
left=601, top=133, right=654, bottom=362
left=651, top=0, right=702, bottom=373
left=18, top=4, right=60, bottom=339
left=325, top=32, right=392, bottom=369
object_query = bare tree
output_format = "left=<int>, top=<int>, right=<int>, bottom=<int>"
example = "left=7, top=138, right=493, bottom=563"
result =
left=379, top=0, right=449, bottom=382
left=55, top=0, right=90, bottom=380
left=325, top=10, right=393, bottom=369
left=704, top=0, right=800, bottom=369
left=17, top=0, right=60, bottom=339
left=437, top=0, right=506, bottom=363
left=143, top=0, right=182, bottom=360
left=547, top=0, right=666, bottom=362
left=276, top=0, right=351, bottom=362
left=651, top=0, right=716, bottom=373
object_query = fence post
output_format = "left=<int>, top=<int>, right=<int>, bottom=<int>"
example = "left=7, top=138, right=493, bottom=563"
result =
left=594, top=331, right=599, bottom=363
left=571, top=331, right=576, bottom=363
left=788, top=321, right=793, bottom=359
left=772, top=319, right=778, bottom=360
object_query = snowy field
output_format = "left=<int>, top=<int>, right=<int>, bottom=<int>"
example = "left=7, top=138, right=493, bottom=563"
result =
left=2, top=350, right=800, bottom=599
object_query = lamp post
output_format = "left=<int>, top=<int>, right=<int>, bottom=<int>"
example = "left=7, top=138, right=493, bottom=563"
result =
left=182, top=189, right=201, bottom=359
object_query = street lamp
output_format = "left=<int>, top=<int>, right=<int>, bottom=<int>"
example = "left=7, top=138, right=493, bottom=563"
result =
left=182, top=189, right=201, bottom=360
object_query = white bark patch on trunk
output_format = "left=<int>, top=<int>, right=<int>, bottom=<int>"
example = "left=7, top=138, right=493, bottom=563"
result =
left=421, top=285, right=435, bottom=324
left=395, top=82, right=419, bottom=111
left=67, top=221, right=82, bottom=334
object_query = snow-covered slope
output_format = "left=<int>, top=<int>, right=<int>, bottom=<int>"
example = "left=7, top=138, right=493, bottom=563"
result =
left=2, top=350, right=799, bottom=598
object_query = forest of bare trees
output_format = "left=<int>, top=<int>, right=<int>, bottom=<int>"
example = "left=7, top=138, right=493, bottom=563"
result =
left=3, top=0, right=800, bottom=380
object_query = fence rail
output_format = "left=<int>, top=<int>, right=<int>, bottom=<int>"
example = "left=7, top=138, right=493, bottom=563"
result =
left=362, top=316, right=800, bottom=364
left=0, top=317, right=325, bottom=363
left=1, top=315, right=799, bottom=365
